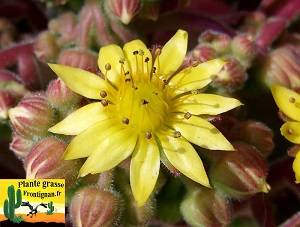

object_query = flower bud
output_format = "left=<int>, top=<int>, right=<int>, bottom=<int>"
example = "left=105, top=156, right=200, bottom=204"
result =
left=46, top=78, right=81, bottom=107
left=24, top=137, right=82, bottom=189
left=209, top=142, right=270, bottom=199
left=231, top=34, right=256, bottom=67
left=104, top=0, right=141, bottom=24
left=57, top=49, right=98, bottom=71
left=199, top=31, right=231, bottom=55
left=8, top=93, right=55, bottom=140
left=238, top=120, right=274, bottom=157
left=10, top=133, right=35, bottom=160
left=259, top=46, right=300, bottom=88
left=181, top=186, right=231, bottom=226
left=192, top=45, right=217, bottom=63
left=34, top=31, right=59, bottom=62
left=69, top=187, right=123, bottom=227
left=211, top=56, right=247, bottom=92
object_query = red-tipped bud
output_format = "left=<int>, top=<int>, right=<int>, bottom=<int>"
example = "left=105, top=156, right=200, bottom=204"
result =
left=211, top=56, right=247, bottom=92
left=238, top=120, right=274, bottom=157
left=57, top=49, right=98, bottom=71
left=210, top=142, right=270, bottom=199
left=46, top=78, right=81, bottom=107
left=24, top=137, right=82, bottom=189
left=8, top=93, right=55, bottom=140
left=192, top=45, right=217, bottom=63
left=69, top=187, right=123, bottom=227
left=181, top=186, right=231, bottom=226
left=259, top=46, right=300, bottom=88
left=104, top=0, right=141, bottom=24
left=10, top=134, right=35, bottom=160
left=231, top=34, right=256, bottom=67
left=34, top=31, right=59, bottom=62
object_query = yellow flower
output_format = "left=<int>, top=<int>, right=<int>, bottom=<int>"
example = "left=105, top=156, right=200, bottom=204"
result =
left=48, top=29, right=242, bottom=206
left=271, top=85, right=300, bottom=183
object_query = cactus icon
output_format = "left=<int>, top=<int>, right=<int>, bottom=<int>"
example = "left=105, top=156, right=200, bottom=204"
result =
left=3, top=185, right=23, bottom=223
left=46, top=201, right=54, bottom=215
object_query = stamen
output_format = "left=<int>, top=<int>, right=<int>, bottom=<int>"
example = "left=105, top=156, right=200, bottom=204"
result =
left=184, top=112, right=192, bottom=119
left=174, top=131, right=181, bottom=138
left=100, top=100, right=108, bottom=107
left=145, top=57, right=150, bottom=63
left=125, top=78, right=131, bottom=82
left=105, top=63, right=111, bottom=71
left=145, top=131, right=152, bottom=139
left=133, top=50, right=139, bottom=55
left=142, top=99, right=149, bottom=105
left=122, top=117, right=130, bottom=125
left=155, top=48, right=161, bottom=56
left=100, top=91, right=107, bottom=98
left=290, top=97, right=295, bottom=103
left=191, top=60, right=199, bottom=67
left=119, top=58, right=125, bottom=64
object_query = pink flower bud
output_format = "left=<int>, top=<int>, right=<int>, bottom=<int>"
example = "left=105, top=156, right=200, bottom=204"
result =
left=46, top=78, right=81, bottom=107
left=24, top=137, right=82, bottom=189
left=210, top=142, right=270, bottom=199
left=69, top=187, right=123, bottom=227
left=10, top=133, right=35, bottom=160
left=34, top=31, right=59, bottom=62
left=231, top=34, right=257, bottom=67
left=8, top=93, right=55, bottom=140
left=192, top=45, right=217, bottom=63
left=259, top=45, right=300, bottom=88
left=181, top=187, right=231, bottom=226
left=57, top=49, right=98, bottom=71
left=199, top=31, right=231, bottom=54
left=104, top=0, right=141, bottom=24
left=211, top=56, right=247, bottom=92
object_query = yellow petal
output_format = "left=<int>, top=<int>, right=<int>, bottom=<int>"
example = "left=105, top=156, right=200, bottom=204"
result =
left=130, top=134, right=160, bottom=207
left=170, top=115, right=234, bottom=151
left=49, top=102, right=110, bottom=135
left=63, top=118, right=125, bottom=160
left=98, top=44, right=129, bottom=88
left=123, top=39, right=153, bottom=83
left=170, top=94, right=243, bottom=115
left=271, top=85, right=300, bottom=122
left=280, top=121, right=300, bottom=144
left=293, top=151, right=300, bottom=183
left=48, top=64, right=112, bottom=101
left=156, top=129, right=210, bottom=187
left=154, top=29, right=188, bottom=80
left=79, top=127, right=138, bottom=176
left=168, top=59, right=226, bottom=99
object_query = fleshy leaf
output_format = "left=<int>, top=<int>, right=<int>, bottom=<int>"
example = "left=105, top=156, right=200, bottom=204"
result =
left=49, top=102, right=110, bottom=135
left=62, top=118, right=125, bottom=160
left=79, top=126, right=138, bottom=176
left=168, top=59, right=226, bottom=99
left=281, top=121, right=300, bottom=144
left=154, top=29, right=188, bottom=80
left=271, top=85, right=300, bottom=122
left=170, top=115, right=234, bottom=151
left=48, top=64, right=113, bottom=101
left=130, top=134, right=160, bottom=207
left=170, top=94, right=242, bottom=115
left=156, top=129, right=210, bottom=187
left=123, top=40, right=153, bottom=83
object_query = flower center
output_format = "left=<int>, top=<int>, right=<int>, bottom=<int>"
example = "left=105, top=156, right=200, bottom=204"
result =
left=117, top=79, right=168, bottom=132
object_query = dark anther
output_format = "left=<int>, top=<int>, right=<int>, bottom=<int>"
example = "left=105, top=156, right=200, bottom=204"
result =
left=184, top=112, right=192, bottom=119
left=125, top=78, right=131, bottom=82
left=119, top=58, right=125, bottom=64
left=132, top=86, right=138, bottom=90
left=100, top=100, right=108, bottom=107
left=142, top=99, right=149, bottom=105
left=153, top=67, right=156, bottom=73
left=145, top=57, right=150, bottom=63
left=174, top=131, right=181, bottom=138
left=125, top=71, right=130, bottom=75
left=105, top=63, right=111, bottom=71
left=133, top=50, right=139, bottom=55
left=153, top=92, right=158, bottom=95
left=122, top=117, right=130, bottom=124
left=100, top=91, right=107, bottom=98
left=163, top=79, right=167, bottom=85
left=145, top=131, right=152, bottom=139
